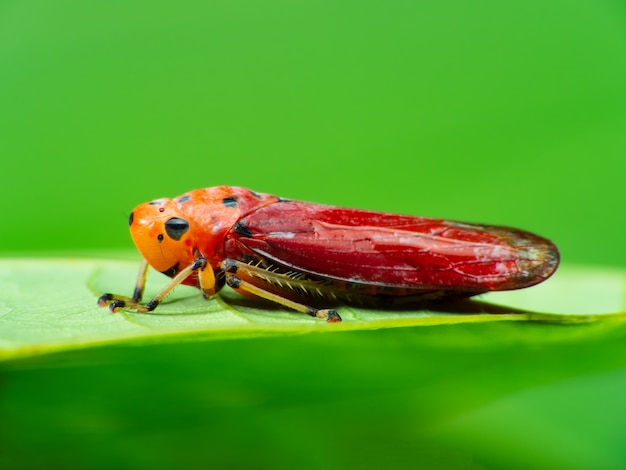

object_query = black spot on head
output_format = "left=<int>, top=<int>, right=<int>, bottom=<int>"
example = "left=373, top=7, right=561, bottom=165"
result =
left=161, top=263, right=179, bottom=278
left=157, top=234, right=164, bottom=243
left=178, top=195, right=191, bottom=203
left=128, top=212, right=134, bottom=226
left=165, top=217, right=189, bottom=241
left=158, top=207, right=165, bottom=213
left=222, top=196, right=238, bottom=208
left=149, top=201, right=161, bottom=206
left=234, top=221, right=253, bottom=237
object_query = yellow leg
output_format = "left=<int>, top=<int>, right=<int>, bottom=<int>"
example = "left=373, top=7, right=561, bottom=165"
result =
left=98, top=257, right=207, bottom=313
left=132, top=258, right=150, bottom=302
left=224, top=270, right=342, bottom=323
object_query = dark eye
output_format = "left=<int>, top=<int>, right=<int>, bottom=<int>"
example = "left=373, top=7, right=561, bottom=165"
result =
left=164, top=217, right=189, bottom=241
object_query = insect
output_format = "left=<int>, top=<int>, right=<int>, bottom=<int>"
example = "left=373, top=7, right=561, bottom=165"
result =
left=98, top=186, right=560, bottom=323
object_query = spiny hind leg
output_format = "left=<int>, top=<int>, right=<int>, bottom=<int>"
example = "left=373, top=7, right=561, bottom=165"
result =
left=222, top=259, right=342, bottom=323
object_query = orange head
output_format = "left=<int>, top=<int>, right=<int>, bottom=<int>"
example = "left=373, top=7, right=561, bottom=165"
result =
left=128, top=186, right=278, bottom=284
left=129, top=197, right=196, bottom=277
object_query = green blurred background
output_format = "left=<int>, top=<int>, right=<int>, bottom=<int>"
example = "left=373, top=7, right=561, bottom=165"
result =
left=2, top=1, right=626, bottom=469
left=1, top=0, right=625, bottom=265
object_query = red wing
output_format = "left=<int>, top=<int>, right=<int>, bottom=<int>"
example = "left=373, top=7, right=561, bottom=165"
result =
left=224, top=201, right=559, bottom=292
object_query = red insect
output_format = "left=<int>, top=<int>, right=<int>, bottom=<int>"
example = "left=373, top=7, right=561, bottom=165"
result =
left=98, top=186, right=560, bottom=323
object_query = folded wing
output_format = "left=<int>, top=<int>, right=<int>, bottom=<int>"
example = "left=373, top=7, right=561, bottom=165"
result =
left=224, top=201, right=559, bottom=292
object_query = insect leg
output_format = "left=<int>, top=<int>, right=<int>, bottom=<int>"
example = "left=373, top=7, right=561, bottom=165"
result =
left=222, top=259, right=342, bottom=323
left=132, top=258, right=150, bottom=302
left=98, top=256, right=207, bottom=313
left=97, top=258, right=149, bottom=309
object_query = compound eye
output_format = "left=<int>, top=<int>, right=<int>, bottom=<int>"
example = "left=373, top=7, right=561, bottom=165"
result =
left=164, top=217, right=189, bottom=241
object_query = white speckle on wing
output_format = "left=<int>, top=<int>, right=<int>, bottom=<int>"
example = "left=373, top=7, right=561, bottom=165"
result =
left=494, top=262, right=511, bottom=275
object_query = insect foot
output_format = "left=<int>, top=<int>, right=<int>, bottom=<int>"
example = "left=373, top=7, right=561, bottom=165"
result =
left=97, top=293, right=114, bottom=307
left=97, top=293, right=151, bottom=313
left=317, top=309, right=342, bottom=323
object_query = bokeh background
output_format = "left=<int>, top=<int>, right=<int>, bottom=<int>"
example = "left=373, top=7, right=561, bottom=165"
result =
left=2, top=1, right=626, bottom=469
left=1, top=0, right=625, bottom=265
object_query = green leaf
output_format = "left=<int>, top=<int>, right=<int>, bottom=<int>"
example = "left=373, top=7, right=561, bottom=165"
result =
left=3, top=257, right=626, bottom=470
left=1, top=258, right=624, bottom=361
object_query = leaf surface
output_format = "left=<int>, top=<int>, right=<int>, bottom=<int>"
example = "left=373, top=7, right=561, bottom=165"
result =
left=1, top=258, right=624, bottom=360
